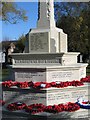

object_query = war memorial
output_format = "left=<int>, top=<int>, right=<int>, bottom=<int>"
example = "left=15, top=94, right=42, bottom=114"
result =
left=1, top=0, right=90, bottom=119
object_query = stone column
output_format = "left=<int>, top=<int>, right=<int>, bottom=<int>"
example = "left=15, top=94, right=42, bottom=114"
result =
left=37, top=0, right=55, bottom=29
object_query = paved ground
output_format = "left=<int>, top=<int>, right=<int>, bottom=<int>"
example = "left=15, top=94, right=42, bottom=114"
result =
left=1, top=108, right=90, bottom=120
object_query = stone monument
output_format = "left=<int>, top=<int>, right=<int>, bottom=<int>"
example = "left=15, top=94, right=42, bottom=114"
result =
left=11, top=0, right=87, bottom=82
left=2, top=0, right=89, bottom=119
left=25, top=0, right=67, bottom=53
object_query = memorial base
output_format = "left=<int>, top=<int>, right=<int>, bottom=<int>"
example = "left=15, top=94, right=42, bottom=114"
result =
left=3, top=83, right=90, bottom=106
left=11, top=63, right=88, bottom=83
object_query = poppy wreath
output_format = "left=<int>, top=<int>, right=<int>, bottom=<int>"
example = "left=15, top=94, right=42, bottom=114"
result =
left=25, top=103, right=46, bottom=114
left=28, top=81, right=34, bottom=87
left=70, top=80, right=84, bottom=86
left=0, top=100, right=5, bottom=106
left=32, top=82, right=51, bottom=89
left=16, top=81, right=34, bottom=88
left=2, top=101, right=80, bottom=114
left=7, top=102, right=26, bottom=111
left=1, top=80, right=84, bottom=89
left=16, top=81, right=29, bottom=88
left=1, top=76, right=90, bottom=89
left=63, top=102, right=80, bottom=112
left=50, top=80, right=83, bottom=88
left=50, top=81, right=69, bottom=88
left=2, top=80, right=18, bottom=88
left=44, top=104, right=64, bottom=113
left=44, top=103, right=80, bottom=113
left=80, top=76, right=90, bottom=83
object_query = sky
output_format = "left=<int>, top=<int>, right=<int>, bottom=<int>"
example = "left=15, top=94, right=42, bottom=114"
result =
left=1, top=2, right=38, bottom=41
left=1, top=1, right=88, bottom=41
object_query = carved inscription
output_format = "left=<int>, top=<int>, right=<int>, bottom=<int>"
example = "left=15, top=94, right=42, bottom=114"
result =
left=52, top=72, right=72, bottom=78
left=16, top=72, right=44, bottom=78
left=30, top=33, right=48, bottom=51
left=3, top=91, right=46, bottom=105
left=47, top=89, right=88, bottom=103
left=14, top=59, right=61, bottom=64
left=48, top=71, right=73, bottom=80
left=15, top=72, right=45, bottom=82
left=3, top=87, right=88, bottom=105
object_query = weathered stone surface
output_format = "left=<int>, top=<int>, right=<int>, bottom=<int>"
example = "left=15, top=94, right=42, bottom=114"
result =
left=3, top=84, right=89, bottom=106
left=11, top=63, right=87, bottom=82
left=11, top=52, right=81, bottom=66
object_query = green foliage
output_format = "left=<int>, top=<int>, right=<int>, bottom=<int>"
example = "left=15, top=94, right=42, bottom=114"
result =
left=1, top=2, right=28, bottom=24
left=55, top=2, right=90, bottom=60
left=2, top=40, right=11, bottom=50
left=15, top=34, right=26, bottom=53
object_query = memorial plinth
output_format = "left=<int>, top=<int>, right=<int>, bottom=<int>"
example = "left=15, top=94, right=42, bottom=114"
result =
left=3, top=84, right=89, bottom=106
left=10, top=52, right=87, bottom=83
left=2, top=0, right=89, bottom=119
left=25, top=28, right=67, bottom=53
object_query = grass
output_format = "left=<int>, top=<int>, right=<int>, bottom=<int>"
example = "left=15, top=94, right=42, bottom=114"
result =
left=86, top=68, right=90, bottom=76
left=86, top=64, right=90, bottom=76
left=0, top=68, right=10, bottom=82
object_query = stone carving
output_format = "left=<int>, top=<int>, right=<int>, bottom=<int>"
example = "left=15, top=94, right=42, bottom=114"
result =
left=3, top=91, right=46, bottom=105
left=14, top=59, right=61, bottom=64
left=38, top=0, right=51, bottom=19
left=38, top=1, right=40, bottom=20
left=47, top=90, right=88, bottom=102
left=46, top=0, right=50, bottom=19
left=30, top=32, right=48, bottom=51
left=16, top=72, right=44, bottom=79
left=30, top=34, right=43, bottom=50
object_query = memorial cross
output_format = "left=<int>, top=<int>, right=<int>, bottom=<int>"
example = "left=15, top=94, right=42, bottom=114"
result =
left=37, top=0, right=55, bottom=28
